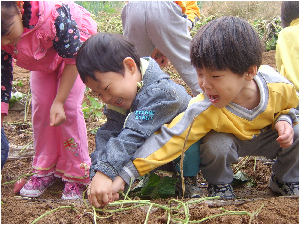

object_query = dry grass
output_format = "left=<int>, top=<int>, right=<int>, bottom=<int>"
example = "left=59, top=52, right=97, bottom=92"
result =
left=200, top=1, right=282, bottom=22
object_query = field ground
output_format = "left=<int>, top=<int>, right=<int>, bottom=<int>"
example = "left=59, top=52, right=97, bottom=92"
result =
left=1, top=50, right=299, bottom=224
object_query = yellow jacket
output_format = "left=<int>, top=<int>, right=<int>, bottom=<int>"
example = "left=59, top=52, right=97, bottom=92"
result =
left=175, top=1, right=200, bottom=22
left=276, top=18, right=299, bottom=92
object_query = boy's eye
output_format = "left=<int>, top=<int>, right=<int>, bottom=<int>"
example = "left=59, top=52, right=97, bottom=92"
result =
left=92, top=91, right=101, bottom=96
left=104, top=85, right=109, bottom=90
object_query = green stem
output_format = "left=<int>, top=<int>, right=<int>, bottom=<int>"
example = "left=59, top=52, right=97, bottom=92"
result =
left=144, top=203, right=153, bottom=224
left=187, top=196, right=220, bottom=204
left=2, top=173, right=36, bottom=185
left=31, top=205, right=77, bottom=224
left=18, top=139, right=33, bottom=155
left=92, top=206, right=97, bottom=224
left=253, top=157, right=257, bottom=172
left=96, top=203, right=148, bottom=213
left=249, top=204, right=264, bottom=223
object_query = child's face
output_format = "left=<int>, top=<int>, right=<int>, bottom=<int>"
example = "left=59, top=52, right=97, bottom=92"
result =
left=85, top=70, right=139, bottom=110
left=1, top=13, right=24, bottom=46
left=197, top=68, right=249, bottom=108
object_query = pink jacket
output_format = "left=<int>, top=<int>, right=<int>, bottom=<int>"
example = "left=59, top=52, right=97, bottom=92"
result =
left=2, top=1, right=97, bottom=73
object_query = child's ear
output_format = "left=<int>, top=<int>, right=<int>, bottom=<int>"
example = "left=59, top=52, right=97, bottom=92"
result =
left=245, top=65, right=257, bottom=81
left=123, top=57, right=137, bottom=75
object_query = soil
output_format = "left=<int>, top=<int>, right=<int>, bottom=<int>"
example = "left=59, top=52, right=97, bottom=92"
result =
left=1, top=50, right=299, bottom=224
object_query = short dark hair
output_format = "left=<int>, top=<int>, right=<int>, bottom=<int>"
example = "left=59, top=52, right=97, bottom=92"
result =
left=76, top=32, right=141, bottom=83
left=190, top=16, right=263, bottom=76
left=281, top=1, right=299, bottom=28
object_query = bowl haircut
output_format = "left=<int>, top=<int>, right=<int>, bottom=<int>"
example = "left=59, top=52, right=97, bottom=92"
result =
left=76, top=32, right=141, bottom=83
left=190, top=16, right=263, bottom=76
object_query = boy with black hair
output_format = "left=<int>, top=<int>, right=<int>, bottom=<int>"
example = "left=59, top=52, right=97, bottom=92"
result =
left=76, top=32, right=201, bottom=207
left=110, top=16, right=299, bottom=200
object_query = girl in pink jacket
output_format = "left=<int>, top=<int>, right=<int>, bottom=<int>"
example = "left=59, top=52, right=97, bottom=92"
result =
left=1, top=1, right=97, bottom=200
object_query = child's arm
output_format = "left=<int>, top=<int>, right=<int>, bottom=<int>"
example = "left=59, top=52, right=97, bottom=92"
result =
left=88, top=171, right=114, bottom=208
left=1, top=50, right=13, bottom=126
left=49, top=64, right=78, bottom=127
left=90, top=82, right=192, bottom=185
left=275, top=120, right=295, bottom=148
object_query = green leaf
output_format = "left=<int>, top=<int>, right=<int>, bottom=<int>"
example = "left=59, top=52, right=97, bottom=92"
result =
left=9, top=91, right=25, bottom=107
left=232, top=171, right=255, bottom=187
left=130, top=173, right=178, bottom=199
left=87, top=95, right=102, bottom=109
left=157, top=176, right=178, bottom=199
left=94, top=111, right=103, bottom=118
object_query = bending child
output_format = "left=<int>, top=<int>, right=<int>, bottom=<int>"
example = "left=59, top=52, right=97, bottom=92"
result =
left=1, top=1, right=97, bottom=199
left=76, top=33, right=201, bottom=208
left=112, top=16, right=299, bottom=200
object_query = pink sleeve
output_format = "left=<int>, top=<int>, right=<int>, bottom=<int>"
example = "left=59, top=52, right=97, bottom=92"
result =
left=62, top=57, right=76, bottom=65
left=1, top=102, right=9, bottom=116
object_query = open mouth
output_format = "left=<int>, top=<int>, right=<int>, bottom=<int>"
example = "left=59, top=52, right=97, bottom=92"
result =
left=116, top=98, right=122, bottom=106
left=208, top=95, right=219, bottom=103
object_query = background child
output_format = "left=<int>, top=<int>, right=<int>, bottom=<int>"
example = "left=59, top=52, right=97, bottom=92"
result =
left=1, top=50, right=12, bottom=170
left=111, top=16, right=299, bottom=200
left=275, top=1, right=299, bottom=92
left=121, top=1, right=202, bottom=96
left=1, top=1, right=97, bottom=199
left=76, top=32, right=201, bottom=208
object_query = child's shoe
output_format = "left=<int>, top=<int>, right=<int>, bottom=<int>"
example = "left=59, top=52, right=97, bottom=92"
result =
left=176, top=176, right=202, bottom=198
left=61, top=182, right=86, bottom=200
left=20, top=174, right=57, bottom=197
left=207, top=183, right=236, bottom=200
left=269, top=173, right=299, bottom=196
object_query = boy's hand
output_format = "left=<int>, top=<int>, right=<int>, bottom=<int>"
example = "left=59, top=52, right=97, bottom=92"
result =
left=88, top=171, right=113, bottom=208
left=111, top=176, right=126, bottom=200
left=275, top=121, right=294, bottom=148
left=151, top=48, right=169, bottom=68
left=50, top=101, right=66, bottom=127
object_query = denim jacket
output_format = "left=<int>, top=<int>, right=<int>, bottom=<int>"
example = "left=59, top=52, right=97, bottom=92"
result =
left=89, top=57, right=191, bottom=182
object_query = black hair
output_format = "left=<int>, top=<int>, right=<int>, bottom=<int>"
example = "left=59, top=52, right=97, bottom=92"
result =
left=190, top=16, right=263, bottom=76
left=1, top=1, right=32, bottom=36
left=76, top=32, right=141, bottom=83
left=281, top=1, right=299, bottom=28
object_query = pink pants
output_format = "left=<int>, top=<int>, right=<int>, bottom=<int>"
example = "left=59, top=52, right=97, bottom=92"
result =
left=30, top=70, right=91, bottom=185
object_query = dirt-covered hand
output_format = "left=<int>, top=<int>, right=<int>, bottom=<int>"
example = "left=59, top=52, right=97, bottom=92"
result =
left=88, top=171, right=113, bottom=208
left=275, top=120, right=294, bottom=148
left=151, top=48, right=169, bottom=68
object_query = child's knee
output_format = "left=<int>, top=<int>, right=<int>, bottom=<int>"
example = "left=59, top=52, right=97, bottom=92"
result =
left=201, top=131, right=235, bottom=154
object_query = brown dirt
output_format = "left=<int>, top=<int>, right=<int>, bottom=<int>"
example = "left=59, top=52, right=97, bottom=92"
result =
left=1, top=50, right=299, bottom=224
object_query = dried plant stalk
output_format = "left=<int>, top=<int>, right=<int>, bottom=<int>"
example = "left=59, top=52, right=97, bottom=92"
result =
left=179, top=116, right=197, bottom=198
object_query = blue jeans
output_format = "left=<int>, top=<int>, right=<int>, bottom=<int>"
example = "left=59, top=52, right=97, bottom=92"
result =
left=174, top=140, right=201, bottom=177
left=1, top=127, right=9, bottom=170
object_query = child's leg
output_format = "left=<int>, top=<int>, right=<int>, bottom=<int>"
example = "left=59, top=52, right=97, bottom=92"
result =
left=30, top=71, right=60, bottom=176
left=201, top=126, right=299, bottom=197
left=236, top=124, right=299, bottom=183
left=270, top=123, right=298, bottom=183
left=174, top=140, right=201, bottom=177
left=1, top=127, right=9, bottom=170
left=199, top=131, right=239, bottom=184
left=55, top=75, right=91, bottom=185
left=20, top=71, right=60, bottom=197
left=30, top=71, right=90, bottom=184
left=121, top=2, right=155, bottom=57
